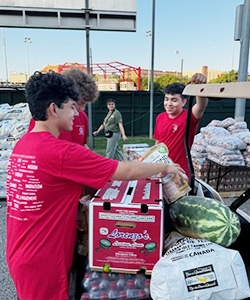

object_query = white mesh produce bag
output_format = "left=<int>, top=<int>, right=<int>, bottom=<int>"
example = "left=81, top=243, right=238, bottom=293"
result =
left=150, top=234, right=250, bottom=300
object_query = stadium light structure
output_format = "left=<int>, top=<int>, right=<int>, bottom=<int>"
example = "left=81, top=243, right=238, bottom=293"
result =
left=24, top=37, right=31, bottom=81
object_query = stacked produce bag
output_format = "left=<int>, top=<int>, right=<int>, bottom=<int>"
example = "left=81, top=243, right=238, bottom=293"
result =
left=0, top=103, right=31, bottom=197
left=191, top=117, right=250, bottom=194
left=191, top=117, right=250, bottom=167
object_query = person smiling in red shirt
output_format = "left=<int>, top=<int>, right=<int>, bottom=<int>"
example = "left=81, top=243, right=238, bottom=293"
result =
left=154, top=73, right=208, bottom=179
left=6, top=71, right=184, bottom=300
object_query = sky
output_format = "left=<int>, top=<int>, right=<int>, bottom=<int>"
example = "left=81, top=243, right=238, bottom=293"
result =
left=0, top=0, right=245, bottom=81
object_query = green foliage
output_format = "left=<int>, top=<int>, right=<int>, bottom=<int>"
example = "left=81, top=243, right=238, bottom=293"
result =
left=155, top=73, right=180, bottom=89
left=153, top=77, right=161, bottom=91
left=110, top=74, right=122, bottom=82
left=139, top=74, right=189, bottom=91
left=209, top=70, right=238, bottom=83
left=180, top=77, right=189, bottom=85
left=154, top=74, right=189, bottom=90
left=139, top=76, right=150, bottom=90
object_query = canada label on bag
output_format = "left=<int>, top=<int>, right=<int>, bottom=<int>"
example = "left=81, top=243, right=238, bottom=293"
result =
left=104, top=130, right=113, bottom=138
left=150, top=233, right=250, bottom=300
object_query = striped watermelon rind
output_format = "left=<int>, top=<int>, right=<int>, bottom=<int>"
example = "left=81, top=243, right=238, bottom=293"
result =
left=169, top=196, right=241, bottom=247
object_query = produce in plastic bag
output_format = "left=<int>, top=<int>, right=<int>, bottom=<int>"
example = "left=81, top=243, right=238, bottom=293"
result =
left=139, top=143, right=191, bottom=203
left=191, top=150, right=207, bottom=159
left=227, top=121, right=247, bottom=132
left=11, top=120, right=30, bottom=139
left=206, top=145, right=241, bottom=156
left=0, top=103, right=31, bottom=121
left=200, top=126, right=230, bottom=138
left=207, top=119, right=223, bottom=127
left=0, top=149, right=12, bottom=160
left=230, top=128, right=249, bottom=134
left=221, top=117, right=236, bottom=128
left=151, top=233, right=250, bottom=300
left=192, top=133, right=206, bottom=145
left=0, top=120, right=16, bottom=138
left=233, top=131, right=250, bottom=144
left=191, top=144, right=207, bottom=153
left=207, top=136, right=246, bottom=150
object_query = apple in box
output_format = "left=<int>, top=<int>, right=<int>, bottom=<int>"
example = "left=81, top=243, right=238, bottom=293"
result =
left=89, top=179, right=163, bottom=275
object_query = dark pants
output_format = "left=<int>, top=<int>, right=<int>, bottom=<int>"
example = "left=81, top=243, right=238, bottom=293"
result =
left=68, top=244, right=88, bottom=300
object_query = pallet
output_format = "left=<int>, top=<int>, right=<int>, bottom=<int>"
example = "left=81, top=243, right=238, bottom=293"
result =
left=219, top=190, right=245, bottom=199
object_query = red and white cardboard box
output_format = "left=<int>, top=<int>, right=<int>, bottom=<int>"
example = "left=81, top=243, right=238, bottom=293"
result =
left=89, top=179, right=163, bottom=275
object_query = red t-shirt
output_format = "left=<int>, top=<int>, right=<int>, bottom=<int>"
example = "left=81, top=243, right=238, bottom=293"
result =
left=6, top=132, right=118, bottom=300
left=153, top=110, right=200, bottom=179
left=28, top=110, right=88, bottom=145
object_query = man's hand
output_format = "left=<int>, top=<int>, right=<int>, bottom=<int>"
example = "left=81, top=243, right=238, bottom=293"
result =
left=160, top=163, right=185, bottom=185
left=187, top=73, right=207, bottom=85
left=189, top=73, right=208, bottom=119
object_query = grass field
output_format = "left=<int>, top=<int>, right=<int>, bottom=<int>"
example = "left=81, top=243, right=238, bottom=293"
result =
left=90, top=136, right=155, bottom=157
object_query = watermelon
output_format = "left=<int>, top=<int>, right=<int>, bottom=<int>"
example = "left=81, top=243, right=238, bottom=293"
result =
left=169, top=196, right=241, bottom=247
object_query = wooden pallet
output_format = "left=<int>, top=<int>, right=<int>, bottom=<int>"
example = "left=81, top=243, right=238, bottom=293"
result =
left=219, top=190, right=245, bottom=199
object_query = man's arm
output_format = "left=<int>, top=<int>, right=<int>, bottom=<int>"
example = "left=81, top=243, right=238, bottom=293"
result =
left=111, top=161, right=184, bottom=184
left=188, top=73, right=208, bottom=119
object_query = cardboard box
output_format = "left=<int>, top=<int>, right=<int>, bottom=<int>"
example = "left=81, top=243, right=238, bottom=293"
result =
left=89, top=179, right=163, bottom=275
left=123, top=143, right=149, bottom=161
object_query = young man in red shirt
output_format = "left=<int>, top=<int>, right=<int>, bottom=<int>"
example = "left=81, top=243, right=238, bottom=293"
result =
left=154, top=73, right=208, bottom=179
left=28, top=67, right=99, bottom=147
left=6, top=71, right=184, bottom=300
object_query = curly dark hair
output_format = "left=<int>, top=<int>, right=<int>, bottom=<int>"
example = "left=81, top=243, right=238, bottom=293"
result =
left=163, top=82, right=186, bottom=100
left=62, top=67, right=99, bottom=103
left=25, top=71, right=79, bottom=121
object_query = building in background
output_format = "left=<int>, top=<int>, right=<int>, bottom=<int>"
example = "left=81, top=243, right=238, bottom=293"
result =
left=5, top=64, right=225, bottom=87
left=139, top=69, right=182, bottom=78
left=9, top=72, right=27, bottom=84
left=182, top=66, right=224, bottom=82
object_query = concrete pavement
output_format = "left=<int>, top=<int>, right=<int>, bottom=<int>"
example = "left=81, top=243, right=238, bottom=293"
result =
left=0, top=201, right=17, bottom=300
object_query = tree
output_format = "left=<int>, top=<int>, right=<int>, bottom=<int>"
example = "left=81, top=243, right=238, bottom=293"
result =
left=138, top=74, right=190, bottom=90
left=154, top=73, right=189, bottom=90
left=138, top=76, right=150, bottom=90
left=209, top=70, right=238, bottom=83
